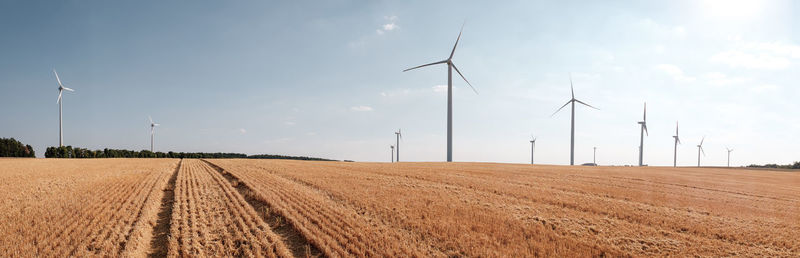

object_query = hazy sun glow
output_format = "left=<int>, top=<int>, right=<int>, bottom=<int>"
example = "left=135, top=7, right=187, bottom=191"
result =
left=701, top=0, right=764, bottom=20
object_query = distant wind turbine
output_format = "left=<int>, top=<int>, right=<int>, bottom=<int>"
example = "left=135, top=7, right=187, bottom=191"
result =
left=593, top=146, right=597, bottom=165
left=149, top=116, right=160, bottom=152
left=552, top=74, right=598, bottom=165
left=403, top=24, right=478, bottom=162
left=672, top=121, right=681, bottom=167
left=529, top=135, right=537, bottom=165
left=637, top=103, right=648, bottom=166
left=390, top=145, right=395, bottom=163
left=726, top=147, right=733, bottom=167
left=697, top=136, right=705, bottom=167
left=394, top=129, right=402, bottom=162
left=54, top=69, right=75, bottom=147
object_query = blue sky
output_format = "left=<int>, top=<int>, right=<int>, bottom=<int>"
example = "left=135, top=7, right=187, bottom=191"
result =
left=1, top=0, right=798, bottom=166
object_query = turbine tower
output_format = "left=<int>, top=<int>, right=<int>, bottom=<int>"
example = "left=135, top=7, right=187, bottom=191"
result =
left=54, top=70, right=75, bottom=147
left=394, top=129, right=403, bottom=162
left=726, top=147, right=733, bottom=167
left=149, top=116, right=160, bottom=152
left=529, top=135, right=537, bottom=165
left=403, top=24, right=478, bottom=162
left=390, top=145, right=395, bottom=163
left=696, top=136, right=705, bottom=167
left=552, top=74, right=598, bottom=165
left=672, top=121, right=681, bottom=167
left=637, top=103, right=648, bottom=166
left=593, top=146, right=597, bottom=165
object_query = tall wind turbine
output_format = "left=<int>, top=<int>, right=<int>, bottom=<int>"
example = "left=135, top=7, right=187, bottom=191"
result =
left=149, top=116, right=160, bottom=152
left=696, top=136, right=705, bottom=167
left=403, top=24, right=478, bottom=162
left=54, top=69, right=75, bottom=147
left=394, top=129, right=402, bottom=162
left=637, top=103, right=648, bottom=166
left=552, top=74, right=598, bottom=165
left=672, top=121, right=681, bottom=167
left=390, top=145, right=395, bottom=163
left=726, top=147, right=733, bottom=167
left=529, top=135, right=537, bottom=165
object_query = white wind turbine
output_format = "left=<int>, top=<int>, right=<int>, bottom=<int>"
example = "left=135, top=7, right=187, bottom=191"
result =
left=672, top=121, right=681, bottom=167
left=726, top=147, right=734, bottom=167
left=552, top=74, right=598, bottom=165
left=697, top=136, right=705, bottom=167
left=54, top=69, right=75, bottom=147
left=403, top=24, right=478, bottom=162
left=637, top=102, right=648, bottom=166
left=394, top=129, right=402, bottom=162
left=149, top=116, right=160, bottom=152
left=529, top=135, right=537, bottom=165
left=390, top=145, right=395, bottom=163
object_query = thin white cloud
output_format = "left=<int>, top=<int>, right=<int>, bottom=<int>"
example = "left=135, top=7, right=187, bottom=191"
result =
left=432, top=85, right=448, bottom=93
left=710, top=50, right=790, bottom=70
left=750, top=84, right=779, bottom=93
left=284, top=121, right=296, bottom=126
left=704, top=72, right=749, bottom=86
left=350, top=105, right=373, bottom=112
left=376, top=15, right=398, bottom=35
left=654, top=64, right=695, bottom=82
left=239, top=128, right=247, bottom=134
left=636, top=18, right=687, bottom=38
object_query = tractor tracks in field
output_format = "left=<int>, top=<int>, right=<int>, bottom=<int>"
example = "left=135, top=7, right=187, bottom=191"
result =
left=146, top=159, right=180, bottom=257
left=201, top=159, right=322, bottom=258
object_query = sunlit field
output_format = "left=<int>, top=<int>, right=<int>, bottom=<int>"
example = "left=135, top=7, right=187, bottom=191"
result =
left=1, top=159, right=798, bottom=257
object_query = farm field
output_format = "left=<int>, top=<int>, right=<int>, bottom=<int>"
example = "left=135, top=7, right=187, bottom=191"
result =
left=1, top=158, right=799, bottom=257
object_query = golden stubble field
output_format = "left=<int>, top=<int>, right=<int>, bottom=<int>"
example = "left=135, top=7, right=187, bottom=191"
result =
left=1, top=158, right=798, bottom=257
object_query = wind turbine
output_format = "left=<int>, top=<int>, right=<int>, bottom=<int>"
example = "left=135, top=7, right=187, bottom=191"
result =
left=552, top=74, right=598, bottom=165
left=697, top=136, right=705, bottom=167
left=403, top=24, right=478, bottom=162
left=149, top=116, right=160, bottom=152
left=726, top=147, right=733, bottom=167
left=637, top=103, right=648, bottom=166
left=390, top=145, right=395, bottom=163
left=54, top=69, right=75, bottom=147
left=529, top=135, right=537, bottom=165
left=394, top=129, right=402, bottom=162
left=672, top=121, right=681, bottom=167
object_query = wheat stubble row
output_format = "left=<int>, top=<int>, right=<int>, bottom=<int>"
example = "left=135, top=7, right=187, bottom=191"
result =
left=0, top=159, right=176, bottom=256
left=166, top=159, right=291, bottom=257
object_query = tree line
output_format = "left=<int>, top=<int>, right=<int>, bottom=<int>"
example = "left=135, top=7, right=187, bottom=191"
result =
left=0, top=138, right=35, bottom=157
left=43, top=145, right=335, bottom=161
left=747, top=162, right=800, bottom=169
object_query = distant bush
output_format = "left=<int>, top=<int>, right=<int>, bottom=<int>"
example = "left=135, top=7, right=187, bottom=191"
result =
left=747, top=162, right=800, bottom=170
left=0, top=138, right=35, bottom=157
left=43, top=146, right=334, bottom=161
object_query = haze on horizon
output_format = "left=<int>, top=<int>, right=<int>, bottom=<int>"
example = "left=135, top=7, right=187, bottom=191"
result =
left=1, top=0, right=798, bottom=166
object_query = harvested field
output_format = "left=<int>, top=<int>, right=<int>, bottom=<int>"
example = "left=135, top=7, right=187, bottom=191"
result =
left=1, top=158, right=799, bottom=257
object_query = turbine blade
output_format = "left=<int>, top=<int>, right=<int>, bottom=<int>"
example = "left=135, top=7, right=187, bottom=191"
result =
left=53, top=69, right=63, bottom=87
left=57, top=91, right=62, bottom=103
left=551, top=100, right=572, bottom=116
left=643, top=102, right=647, bottom=121
left=154, top=123, right=160, bottom=126
left=700, top=136, right=705, bottom=146
left=62, top=87, right=74, bottom=92
left=449, top=23, right=464, bottom=60
left=451, top=63, right=478, bottom=94
left=676, top=121, right=679, bottom=135
left=403, top=60, right=447, bottom=72
left=569, top=73, right=575, bottom=99
left=574, top=99, right=599, bottom=110
left=643, top=124, right=648, bottom=136
left=149, top=116, right=153, bottom=124
left=677, top=137, right=681, bottom=145
left=701, top=146, right=705, bottom=156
